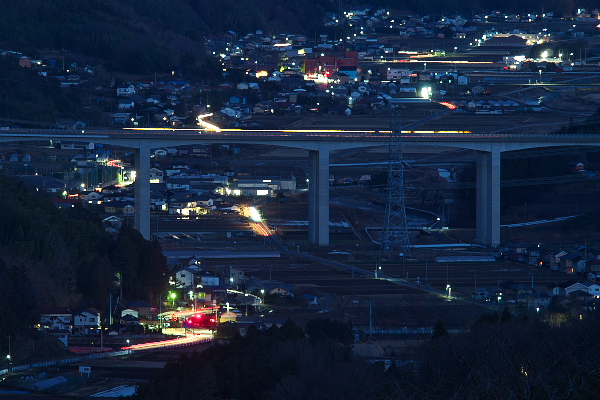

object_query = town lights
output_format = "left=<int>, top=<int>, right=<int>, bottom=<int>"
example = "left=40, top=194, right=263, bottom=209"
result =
left=421, top=87, right=432, bottom=99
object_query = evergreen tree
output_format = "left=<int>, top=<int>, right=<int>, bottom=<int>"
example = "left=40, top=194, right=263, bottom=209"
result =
left=501, top=305, right=512, bottom=323
left=432, top=318, right=449, bottom=340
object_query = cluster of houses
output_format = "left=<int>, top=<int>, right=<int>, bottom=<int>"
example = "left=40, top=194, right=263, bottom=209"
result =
left=486, top=242, right=600, bottom=305
left=499, top=242, right=600, bottom=277
left=473, top=278, right=600, bottom=312
left=3, top=2, right=597, bottom=131
left=172, top=256, right=294, bottom=306
left=36, top=301, right=151, bottom=347
left=46, top=157, right=297, bottom=218
left=322, top=5, right=594, bottom=38
left=36, top=252, right=300, bottom=349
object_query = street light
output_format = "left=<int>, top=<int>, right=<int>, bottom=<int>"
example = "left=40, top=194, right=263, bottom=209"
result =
left=170, top=292, right=177, bottom=307
left=188, top=290, right=194, bottom=311
left=539, top=69, right=542, bottom=83
left=446, top=284, right=452, bottom=298
left=6, top=355, right=10, bottom=371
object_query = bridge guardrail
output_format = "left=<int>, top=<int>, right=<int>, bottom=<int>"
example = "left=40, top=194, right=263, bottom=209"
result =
left=3, top=128, right=600, bottom=142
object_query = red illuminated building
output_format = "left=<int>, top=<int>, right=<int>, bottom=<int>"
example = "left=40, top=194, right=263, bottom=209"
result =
left=304, top=51, right=359, bottom=76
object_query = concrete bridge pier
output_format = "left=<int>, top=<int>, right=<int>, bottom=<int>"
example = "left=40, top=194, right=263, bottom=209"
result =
left=476, top=150, right=501, bottom=247
left=135, top=142, right=151, bottom=240
left=308, top=149, right=330, bottom=246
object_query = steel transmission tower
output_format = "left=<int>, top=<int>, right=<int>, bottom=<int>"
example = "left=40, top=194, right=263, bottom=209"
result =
left=380, top=108, right=410, bottom=260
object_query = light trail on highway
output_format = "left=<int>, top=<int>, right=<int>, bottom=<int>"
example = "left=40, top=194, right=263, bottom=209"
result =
left=121, top=333, right=212, bottom=351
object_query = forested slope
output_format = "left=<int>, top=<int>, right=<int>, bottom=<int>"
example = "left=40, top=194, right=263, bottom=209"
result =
left=0, top=174, right=170, bottom=346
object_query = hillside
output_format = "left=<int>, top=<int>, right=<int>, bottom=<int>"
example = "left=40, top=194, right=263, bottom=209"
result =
left=0, top=0, right=331, bottom=75
left=0, top=0, right=593, bottom=77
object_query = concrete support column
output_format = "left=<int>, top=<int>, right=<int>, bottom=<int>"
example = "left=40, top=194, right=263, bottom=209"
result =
left=476, top=150, right=501, bottom=247
left=135, top=141, right=151, bottom=240
left=308, top=149, right=330, bottom=246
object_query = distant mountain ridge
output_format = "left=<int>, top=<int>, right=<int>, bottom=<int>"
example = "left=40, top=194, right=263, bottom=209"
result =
left=0, top=0, right=594, bottom=75
left=0, top=0, right=331, bottom=74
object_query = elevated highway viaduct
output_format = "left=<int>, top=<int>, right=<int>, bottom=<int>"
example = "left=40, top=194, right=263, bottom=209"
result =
left=2, top=128, right=600, bottom=248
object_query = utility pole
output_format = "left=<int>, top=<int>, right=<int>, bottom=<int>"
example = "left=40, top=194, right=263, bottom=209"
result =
left=159, top=295, right=163, bottom=330
left=369, top=299, right=373, bottom=339
left=6, top=335, right=11, bottom=372
left=425, top=251, right=428, bottom=285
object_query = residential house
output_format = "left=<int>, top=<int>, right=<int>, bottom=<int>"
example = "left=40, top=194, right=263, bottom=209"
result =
left=244, top=278, right=292, bottom=296
left=196, top=285, right=227, bottom=307
left=588, top=259, right=600, bottom=279
left=558, top=252, right=587, bottom=274
left=48, top=329, right=71, bottom=347
left=104, top=201, right=135, bottom=215
left=176, top=265, right=203, bottom=289
left=198, top=271, right=221, bottom=287
left=52, top=198, right=83, bottom=208
left=124, top=300, right=152, bottom=319
left=569, top=290, right=593, bottom=301
left=195, top=193, right=215, bottom=210
left=579, top=247, right=600, bottom=261
left=500, top=281, right=533, bottom=296
left=118, top=99, right=134, bottom=110
left=18, top=175, right=65, bottom=194
left=587, top=282, right=600, bottom=297
left=224, top=182, right=273, bottom=197
left=38, top=307, right=72, bottom=332
left=517, top=291, right=552, bottom=309
left=190, top=145, right=209, bottom=158
left=147, top=95, right=162, bottom=104
left=102, top=215, right=123, bottom=233
left=81, top=191, right=102, bottom=204
left=263, top=282, right=294, bottom=296
left=225, top=266, right=245, bottom=287
left=72, top=309, right=101, bottom=335
left=121, top=308, right=138, bottom=318
left=149, top=168, right=164, bottom=183
left=154, top=148, right=168, bottom=157
left=169, top=198, right=201, bottom=216
left=117, top=84, right=136, bottom=96
left=544, top=250, right=568, bottom=270
left=102, top=185, right=122, bottom=194
left=120, top=314, right=141, bottom=327
left=101, top=191, right=134, bottom=202
left=111, top=112, right=131, bottom=124
left=500, top=242, right=530, bottom=262
left=547, top=281, right=589, bottom=297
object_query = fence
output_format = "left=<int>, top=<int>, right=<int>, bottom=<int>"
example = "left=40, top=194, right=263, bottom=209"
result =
left=0, top=350, right=132, bottom=376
